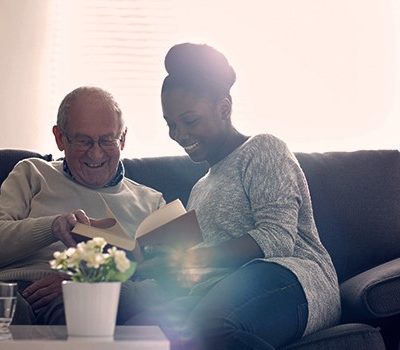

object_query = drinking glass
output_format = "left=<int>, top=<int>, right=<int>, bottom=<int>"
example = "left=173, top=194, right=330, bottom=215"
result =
left=0, top=282, right=17, bottom=336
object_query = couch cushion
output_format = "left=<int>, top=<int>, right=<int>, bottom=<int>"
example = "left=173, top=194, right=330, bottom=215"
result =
left=281, top=323, right=385, bottom=350
left=0, top=149, right=53, bottom=187
left=295, top=150, right=400, bottom=283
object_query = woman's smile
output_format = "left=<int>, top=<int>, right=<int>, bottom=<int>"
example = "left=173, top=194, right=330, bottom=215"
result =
left=184, top=141, right=200, bottom=154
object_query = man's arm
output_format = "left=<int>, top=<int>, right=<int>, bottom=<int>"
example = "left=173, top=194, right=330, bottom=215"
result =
left=0, top=161, right=92, bottom=266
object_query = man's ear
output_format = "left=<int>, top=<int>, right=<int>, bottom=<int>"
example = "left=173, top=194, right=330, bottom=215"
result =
left=119, top=127, right=127, bottom=150
left=218, top=97, right=232, bottom=122
left=53, top=125, right=65, bottom=151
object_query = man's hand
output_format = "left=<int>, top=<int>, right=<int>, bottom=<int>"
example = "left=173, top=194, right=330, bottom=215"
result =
left=51, top=209, right=90, bottom=247
left=22, top=274, right=68, bottom=312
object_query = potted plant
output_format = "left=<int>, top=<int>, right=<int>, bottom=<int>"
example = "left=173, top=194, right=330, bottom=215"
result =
left=50, top=237, right=136, bottom=337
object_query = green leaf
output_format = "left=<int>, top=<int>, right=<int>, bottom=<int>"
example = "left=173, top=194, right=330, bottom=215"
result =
left=104, top=261, right=137, bottom=282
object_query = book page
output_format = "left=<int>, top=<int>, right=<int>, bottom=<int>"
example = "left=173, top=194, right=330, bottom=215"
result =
left=136, top=199, right=186, bottom=238
left=72, top=206, right=135, bottom=250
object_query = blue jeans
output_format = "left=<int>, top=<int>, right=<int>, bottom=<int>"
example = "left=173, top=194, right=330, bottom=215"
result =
left=126, top=262, right=308, bottom=350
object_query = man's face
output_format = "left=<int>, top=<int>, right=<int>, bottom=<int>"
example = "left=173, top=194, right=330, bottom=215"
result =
left=53, top=93, right=125, bottom=189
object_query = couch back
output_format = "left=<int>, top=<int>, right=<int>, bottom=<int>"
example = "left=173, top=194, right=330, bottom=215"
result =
left=123, top=150, right=400, bottom=283
left=295, top=150, right=400, bottom=283
left=0, top=149, right=53, bottom=185
left=122, top=156, right=209, bottom=205
left=1, top=148, right=400, bottom=284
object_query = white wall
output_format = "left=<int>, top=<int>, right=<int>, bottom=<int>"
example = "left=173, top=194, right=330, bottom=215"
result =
left=0, top=0, right=55, bottom=154
left=0, top=0, right=399, bottom=158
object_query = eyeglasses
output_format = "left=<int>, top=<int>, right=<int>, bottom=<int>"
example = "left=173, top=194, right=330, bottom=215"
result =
left=63, top=133, right=122, bottom=152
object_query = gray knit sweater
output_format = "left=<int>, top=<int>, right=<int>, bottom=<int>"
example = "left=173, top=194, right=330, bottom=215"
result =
left=187, top=134, right=341, bottom=336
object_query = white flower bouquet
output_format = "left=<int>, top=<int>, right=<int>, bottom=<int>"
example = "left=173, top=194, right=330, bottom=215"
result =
left=50, top=237, right=136, bottom=282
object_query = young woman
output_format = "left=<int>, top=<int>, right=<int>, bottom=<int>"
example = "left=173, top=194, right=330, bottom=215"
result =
left=132, top=43, right=341, bottom=350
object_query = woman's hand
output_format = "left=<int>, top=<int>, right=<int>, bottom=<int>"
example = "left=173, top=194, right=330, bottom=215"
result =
left=136, top=245, right=207, bottom=289
left=136, top=246, right=184, bottom=279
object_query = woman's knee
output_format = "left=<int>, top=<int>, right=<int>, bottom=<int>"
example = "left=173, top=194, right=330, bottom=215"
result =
left=184, top=263, right=308, bottom=349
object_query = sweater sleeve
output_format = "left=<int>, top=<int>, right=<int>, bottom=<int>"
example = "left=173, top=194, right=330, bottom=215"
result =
left=0, top=161, right=58, bottom=267
left=158, top=195, right=166, bottom=209
left=242, top=137, right=303, bottom=258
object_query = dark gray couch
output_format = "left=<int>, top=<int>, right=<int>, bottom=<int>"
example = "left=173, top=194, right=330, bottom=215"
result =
left=1, top=148, right=400, bottom=349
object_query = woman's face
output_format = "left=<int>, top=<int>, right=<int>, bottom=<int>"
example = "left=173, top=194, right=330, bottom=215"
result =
left=162, top=88, right=231, bottom=165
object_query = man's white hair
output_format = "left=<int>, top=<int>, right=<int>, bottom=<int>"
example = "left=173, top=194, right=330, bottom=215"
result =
left=56, top=86, right=124, bottom=133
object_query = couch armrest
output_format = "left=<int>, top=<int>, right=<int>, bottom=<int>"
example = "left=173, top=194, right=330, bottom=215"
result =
left=340, top=258, right=400, bottom=321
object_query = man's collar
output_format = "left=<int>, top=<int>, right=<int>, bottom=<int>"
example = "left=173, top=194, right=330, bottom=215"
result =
left=62, top=159, right=125, bottom=187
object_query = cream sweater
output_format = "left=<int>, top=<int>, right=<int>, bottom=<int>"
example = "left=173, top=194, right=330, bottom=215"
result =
left=0, top=158, right=164, bottom=282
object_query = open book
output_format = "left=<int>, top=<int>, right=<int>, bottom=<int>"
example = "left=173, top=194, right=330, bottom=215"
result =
left=71, top=199, right=203, bottom=253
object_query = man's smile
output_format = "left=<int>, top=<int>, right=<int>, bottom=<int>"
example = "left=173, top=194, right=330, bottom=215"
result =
left=84, top=161, right=106, bottom=169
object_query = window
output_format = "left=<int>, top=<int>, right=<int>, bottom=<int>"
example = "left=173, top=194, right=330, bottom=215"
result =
left=2, top=0, right=399, bottom=156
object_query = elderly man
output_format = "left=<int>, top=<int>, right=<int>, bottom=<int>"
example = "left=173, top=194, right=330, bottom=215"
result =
left=0, top=86, right=165, bottom=324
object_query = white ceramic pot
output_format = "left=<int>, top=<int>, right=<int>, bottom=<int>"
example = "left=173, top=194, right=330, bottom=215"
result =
left=62, top=281, right=121, bottom=337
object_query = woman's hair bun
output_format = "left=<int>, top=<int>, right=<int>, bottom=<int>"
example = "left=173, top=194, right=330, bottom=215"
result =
left=164, top=43, right=236, bottom=91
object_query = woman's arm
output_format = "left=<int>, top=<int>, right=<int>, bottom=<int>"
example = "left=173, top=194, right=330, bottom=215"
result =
left=241, top=138, right=303, bottom=259
left=185, top=136, right=304, bottom=268
left=185, top=233, right=263, bottom=268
